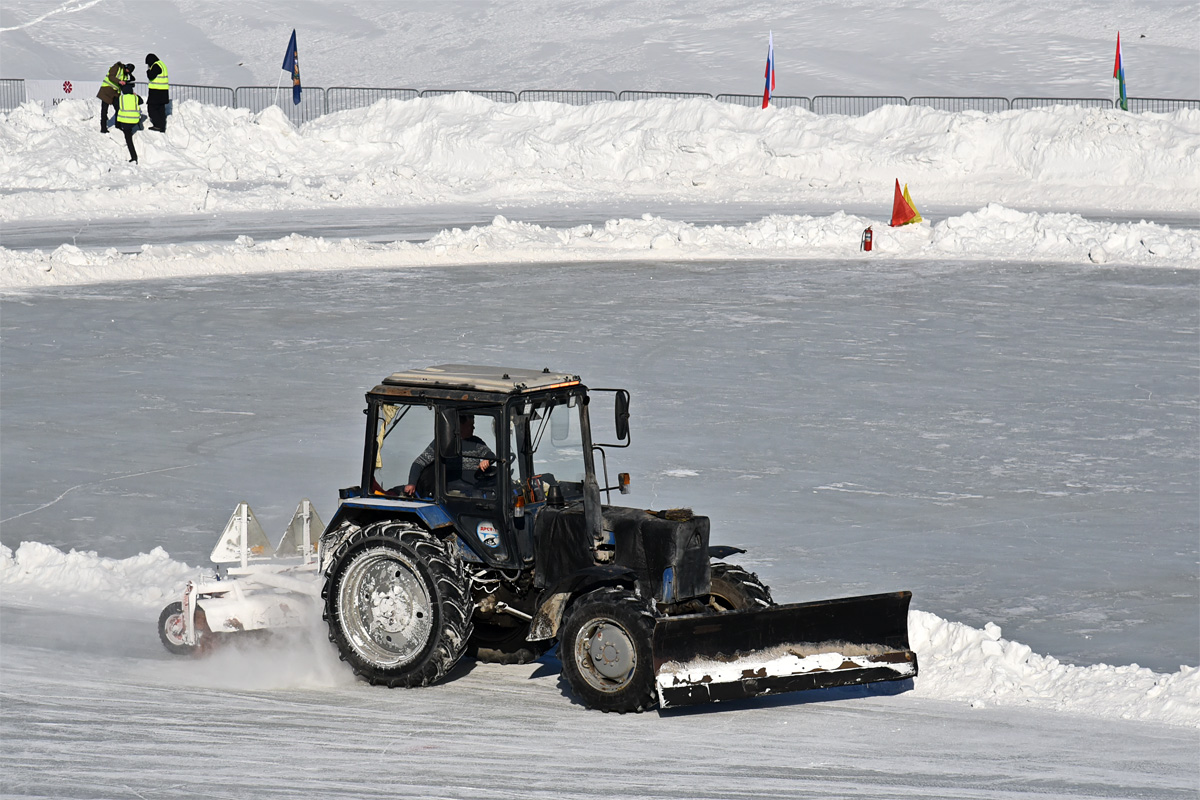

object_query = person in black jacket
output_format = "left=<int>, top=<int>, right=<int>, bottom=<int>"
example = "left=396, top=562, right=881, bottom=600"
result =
left=144, top=53, right=170, bottom=132
left=403, top=415, right=497, bottom=497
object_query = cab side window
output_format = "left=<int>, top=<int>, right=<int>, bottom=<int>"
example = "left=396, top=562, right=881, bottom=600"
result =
left=373, top=403, right=434, bottom=495
left=443, top=412, right=500, bottom=498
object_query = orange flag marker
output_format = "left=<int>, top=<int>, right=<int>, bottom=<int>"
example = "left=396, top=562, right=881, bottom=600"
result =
left=890, top=179, right=923, bottom=227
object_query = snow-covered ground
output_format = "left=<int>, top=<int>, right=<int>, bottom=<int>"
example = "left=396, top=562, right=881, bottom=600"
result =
left=2, top=1, right=1198, bottom=288
left=2, top=96, right=1198, bottom=288
left=1, top=2, right=1198, bottom=798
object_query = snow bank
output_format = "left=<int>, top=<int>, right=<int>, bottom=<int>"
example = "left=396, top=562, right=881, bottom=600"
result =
left=2, top=95, right=1198, bottom=224
left=0, top=541, right=199, bottom=617
left=909, top=611, right=1200, bottom=728
left=2, top=208, right=1195, bottom=288
left=1, top=541, right=1196, bottom=727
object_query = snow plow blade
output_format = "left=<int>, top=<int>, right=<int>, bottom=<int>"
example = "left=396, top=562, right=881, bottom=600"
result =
left=652, top=591, right=917, bottom=709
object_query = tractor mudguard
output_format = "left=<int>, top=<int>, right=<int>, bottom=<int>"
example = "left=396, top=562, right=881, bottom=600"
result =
left=707, top=545, right=746, bottom=560
left=527, top=565, right=639, bottom=641
left=652, top=591, right=917, bottom=709
left=327, top=495, right=455, bottom=535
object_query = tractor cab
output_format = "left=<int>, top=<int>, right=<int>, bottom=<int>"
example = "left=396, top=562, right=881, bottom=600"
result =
left=335, top=365, right=629, bottom=570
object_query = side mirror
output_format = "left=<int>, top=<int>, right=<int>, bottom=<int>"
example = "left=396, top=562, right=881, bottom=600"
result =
left=614, top=390, right=630, bottom=442
left=437, top=409, right=460, bottom=458
left=589, top=387, right=631, bottom=449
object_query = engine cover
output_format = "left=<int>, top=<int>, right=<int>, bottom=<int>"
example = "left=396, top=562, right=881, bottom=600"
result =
left=533, top=505, right=711, bottom=602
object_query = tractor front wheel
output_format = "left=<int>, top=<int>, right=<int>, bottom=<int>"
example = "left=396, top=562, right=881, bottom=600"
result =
left=559, top=587, right=657, bottom=713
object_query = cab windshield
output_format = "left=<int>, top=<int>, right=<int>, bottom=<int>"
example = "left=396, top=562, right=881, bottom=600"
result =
left=518, top=397, right=587, bottom=503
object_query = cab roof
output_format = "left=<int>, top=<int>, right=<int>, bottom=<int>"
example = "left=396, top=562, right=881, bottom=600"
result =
left=379, top=364, right=581, bottom=395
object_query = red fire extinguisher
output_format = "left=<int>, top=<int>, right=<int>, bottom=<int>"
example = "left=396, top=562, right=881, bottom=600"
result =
left=861, top=226, right=873, bottom=252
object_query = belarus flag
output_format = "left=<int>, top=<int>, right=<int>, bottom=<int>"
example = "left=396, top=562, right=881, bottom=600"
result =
left=762, top=31, right=775, bottom=109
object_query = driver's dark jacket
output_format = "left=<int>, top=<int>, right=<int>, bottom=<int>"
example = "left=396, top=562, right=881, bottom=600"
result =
left=407, top=435, right=497, bottom=487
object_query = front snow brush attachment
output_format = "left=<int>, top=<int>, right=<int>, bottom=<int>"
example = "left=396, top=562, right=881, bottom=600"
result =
left=652, top=591, right=917, bottom=709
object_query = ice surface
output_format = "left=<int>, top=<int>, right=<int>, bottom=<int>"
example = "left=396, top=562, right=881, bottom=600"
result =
left=4, top=600, right=1196, bottom=799
left=3, top=260, right=1195, bottom=680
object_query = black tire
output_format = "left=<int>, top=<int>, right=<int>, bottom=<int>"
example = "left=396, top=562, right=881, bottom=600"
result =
left=322, top=521, right=472, bottom=688
left=468, top=620, right=551, bottom=665
left=559, top=587, right=657, bottom=713
left=708, top=563, right=775, bottom=611
left=158, top=601, right=196, bottom=656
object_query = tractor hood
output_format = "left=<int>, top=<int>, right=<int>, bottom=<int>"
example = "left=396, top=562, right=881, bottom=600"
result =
left=533, top=504, right=711, bottom=603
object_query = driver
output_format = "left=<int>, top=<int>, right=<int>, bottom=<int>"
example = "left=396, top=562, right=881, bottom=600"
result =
left=404, top=414, right=497, bottom=496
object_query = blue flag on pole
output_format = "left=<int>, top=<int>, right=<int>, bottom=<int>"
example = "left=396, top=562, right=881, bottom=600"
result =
left=281, top=29, right=301, bottom=105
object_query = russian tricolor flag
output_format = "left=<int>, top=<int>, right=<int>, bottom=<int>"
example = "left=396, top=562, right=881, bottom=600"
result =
left=762, top=31, right=775, bottom=109
left=1113, top=32, right=1128, bottom=111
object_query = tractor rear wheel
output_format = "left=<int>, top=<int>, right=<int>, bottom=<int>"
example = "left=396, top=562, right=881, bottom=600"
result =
left=559, top=587, right=657, bottom=713
left=708, top=563, right=774, bottom=612
left=323, top=521, right=472, bottom=688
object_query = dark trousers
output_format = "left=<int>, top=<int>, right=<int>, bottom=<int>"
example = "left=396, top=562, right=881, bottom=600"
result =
left=118, top=123, right=137, bottom=162
left=148, top=103, right=167, bottom=131
left=100, top=101, right=114, bottom=131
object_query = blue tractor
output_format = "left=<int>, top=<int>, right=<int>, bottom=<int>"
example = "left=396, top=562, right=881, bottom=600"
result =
left=318, top=365, right=916, bottom=712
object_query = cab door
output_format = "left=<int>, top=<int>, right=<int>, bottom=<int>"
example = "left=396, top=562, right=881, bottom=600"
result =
left=436, top=407, right=517, bottom=568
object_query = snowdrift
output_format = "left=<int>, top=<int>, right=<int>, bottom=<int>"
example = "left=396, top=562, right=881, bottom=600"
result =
left=2, top=540, right=1196, bottom=728
left=2, top=94, right=1198, bottom=224
left=2, top=207, right=1196, bottom=288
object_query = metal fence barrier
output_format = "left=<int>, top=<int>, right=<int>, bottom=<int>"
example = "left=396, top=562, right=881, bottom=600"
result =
left=717, top=93, right=812, bottom=110
left=1011, top=97, right=1114, bottom=110
left=812, top=95, right=907, bottom=115
left=1129, top=97, right=1200, bottom=113
left=235, top=85, right=327, bottom=125
left=2, top=76, right=1197, bottom=120
left=910, top=96, right=1011, bottom=113
left=519, top=89, right=617, bottom=105
left=171, top=83, right=235, bottom=108
left=619, top=90, right=713, bottom=101
left=0, top=78, right=25, bottom=111
left=420, top=89, right=517, bottom=103
left=326, top=87, right=419, bottom=114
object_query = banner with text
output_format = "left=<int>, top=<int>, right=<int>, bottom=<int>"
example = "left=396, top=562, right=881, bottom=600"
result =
left=24, top=79, right=102, bottom=107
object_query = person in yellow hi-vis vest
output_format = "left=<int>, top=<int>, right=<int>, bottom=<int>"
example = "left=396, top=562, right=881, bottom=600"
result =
left=96, top=62, right=128, bottom=134
left=115, top=82, right=144, bottom=163
left=144, top=53, right=170, bottom=132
